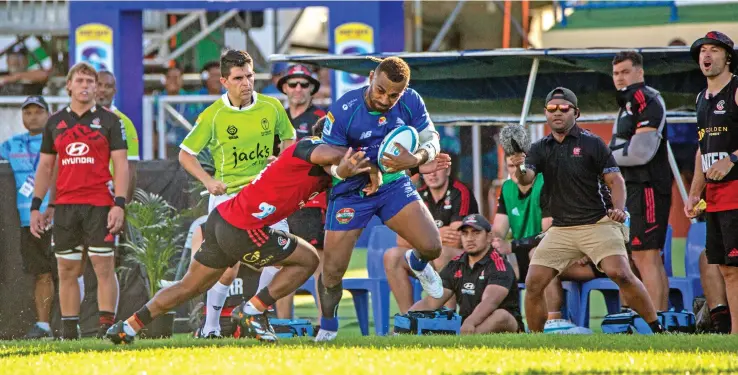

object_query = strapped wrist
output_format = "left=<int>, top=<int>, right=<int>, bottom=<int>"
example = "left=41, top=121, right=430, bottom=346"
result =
left=330, top=165, right=345, bottom=180
left=114, top=196, right=126, bottom=209
left=30, top=197, right=43, bottom=211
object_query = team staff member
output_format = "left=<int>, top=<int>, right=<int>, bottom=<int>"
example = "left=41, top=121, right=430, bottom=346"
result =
left=30, top=62, right=129, bottom=340
left=609, top=51, right=672, bottom=311
left=515, top=87, right=662, bottom=333
left=179, top=50, right=296, bottom=338
left=1, top=96, right=54, bottom=339
left=96, top=70, right=140, bottom=202
left=686, top=31, right=738, bottom=334
left=275, top=65, right=326, bottom=318
left=384, top=158, right=478, bottom=314
left=410, top=214, right=523, bottom=334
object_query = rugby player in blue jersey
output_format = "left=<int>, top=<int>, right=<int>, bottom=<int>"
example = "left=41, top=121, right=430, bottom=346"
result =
left=317, top=57, right=445, bottom=341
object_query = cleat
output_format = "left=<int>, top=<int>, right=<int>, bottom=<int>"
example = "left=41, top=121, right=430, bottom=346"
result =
left=23, top=325, right=53, bottom=340
left=194, top=327, right=223, bottom=339
left=544, top=319, right=592, bottom=334
left=97, top=323, right=112, bottom=339
left=106, top=321, right=134, bottom=345
left=232, top=303, right=278, bottom=342
left=405, top=250, right=444, bottom=298
left=314, top=328, right=338, bottom=342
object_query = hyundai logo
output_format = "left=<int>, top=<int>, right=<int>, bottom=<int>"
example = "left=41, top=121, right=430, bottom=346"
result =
left=66, top=142, right=90, bottom=156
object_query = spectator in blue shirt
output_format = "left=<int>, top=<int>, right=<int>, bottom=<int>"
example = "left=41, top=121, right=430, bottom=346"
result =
left=0, top=95, right=54, bottom=339
left=154, top=65, right=200, bottom=158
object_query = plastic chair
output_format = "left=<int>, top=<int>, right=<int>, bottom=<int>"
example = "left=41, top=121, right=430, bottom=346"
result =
left=518, top=281, right=581, bottom=323
left=666, top=222, right=705, bottom=312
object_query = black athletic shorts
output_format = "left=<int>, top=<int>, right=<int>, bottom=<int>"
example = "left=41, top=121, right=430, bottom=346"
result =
left=20, top=227, right=55, bottom=275
left=286, top=207, right=325, bottom=249
left=705, top=209, right=738, bottom=267
left=195, top=209, right=299, bottom=270
left=626, top=182, right=671, bottom=251
left=52, top=204, right=116, bottom=256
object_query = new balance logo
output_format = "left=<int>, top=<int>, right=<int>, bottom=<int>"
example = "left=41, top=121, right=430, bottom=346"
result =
left=632, top=237, right=642, bottom=246
left=728, top=248, right=738, bottom=258
left=359, top=131, right=372, bottom=140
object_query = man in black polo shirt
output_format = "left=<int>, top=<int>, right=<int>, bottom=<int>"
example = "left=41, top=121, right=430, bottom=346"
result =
left=409, top=214, right=522, bottom=334
left=513, top=87, right=662, bottom=333
left=384, top=162, right=478, bottom=314
left=686, top=31, right=738, bottom=334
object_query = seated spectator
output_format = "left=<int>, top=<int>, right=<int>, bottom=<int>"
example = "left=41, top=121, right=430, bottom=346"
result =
left=0, top=46, right=49, bottom=95
left=409, top=214, right=523, bottom=334
left=196, top=61, right=226, bottom=96
left=383, top=160, right=478, bottom=314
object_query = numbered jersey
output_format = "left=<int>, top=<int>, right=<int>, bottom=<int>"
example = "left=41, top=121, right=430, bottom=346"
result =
left=217, top=137, right=331, bottom=230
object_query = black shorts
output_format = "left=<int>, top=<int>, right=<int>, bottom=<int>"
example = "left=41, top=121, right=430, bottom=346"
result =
left=286, top=207, right=325, bottom=249
left=626, top=183, right=671, bottom=251
left=52, top=204, right=116, bottom=256
left=20, top=227, right=55, bottom=275
left=195, top=209, right=299, bottom=270
left=705, top=209, right=738, bottom=266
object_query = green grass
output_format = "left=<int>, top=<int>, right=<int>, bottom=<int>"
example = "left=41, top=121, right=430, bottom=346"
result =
left=2, top=334, right=738, bottom=374
left=0, top=239, right=705, bottom=374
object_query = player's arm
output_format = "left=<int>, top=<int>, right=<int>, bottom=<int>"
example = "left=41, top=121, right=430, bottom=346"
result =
left=686, top=148, right=707, bottom=218
left=409, top=90, right=440, bottom=166
left=294, top=139, right=370, bottom=179
left=610, top=91, right=666, bottom=166
left=30, top=122, right=57, bottom=237
left=109, top=117, right=130, bottom=208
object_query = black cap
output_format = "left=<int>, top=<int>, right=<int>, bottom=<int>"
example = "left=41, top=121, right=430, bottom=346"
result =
left=545, top=87, right=578, bottom=107
left=21, top=96, right=49, bottom=111
left=458, top=214, right=492, bottom=232
left=691, top=31, right=738, bottom=73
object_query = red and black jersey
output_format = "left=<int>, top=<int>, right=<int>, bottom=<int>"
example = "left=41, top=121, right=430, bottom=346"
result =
left=289, top=104, right=327, bottom=140
left=41, top=105, right=127, bottom=206
left=696, top=75, right=738, bottom=212
left=417, top=178, right=478, bottom=228
left=218, top=137, right=331, bottom=230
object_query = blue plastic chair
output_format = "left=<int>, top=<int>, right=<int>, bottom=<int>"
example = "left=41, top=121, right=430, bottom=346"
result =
left=518, top=281, right=582, bottom=323
left=666, top=222, right=705, bottom=312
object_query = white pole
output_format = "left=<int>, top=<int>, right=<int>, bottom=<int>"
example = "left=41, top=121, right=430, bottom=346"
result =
left=667, top=141, right=697, bottom=224
left=472, top=124, right=483, bottom=209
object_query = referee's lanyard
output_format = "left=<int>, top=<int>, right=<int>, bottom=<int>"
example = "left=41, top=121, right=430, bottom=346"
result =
left=18, top=137, right=40, bottom=198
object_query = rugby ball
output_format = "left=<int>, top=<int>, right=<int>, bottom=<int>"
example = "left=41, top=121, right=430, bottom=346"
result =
left=378, top=125, right=419, bottom=173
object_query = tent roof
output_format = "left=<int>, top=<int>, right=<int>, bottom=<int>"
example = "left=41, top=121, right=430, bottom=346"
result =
left=270, top=47, right=708, bottom=101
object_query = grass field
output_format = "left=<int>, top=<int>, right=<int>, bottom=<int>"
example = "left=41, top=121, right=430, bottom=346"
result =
left=4, top=239, right=724, bottom=375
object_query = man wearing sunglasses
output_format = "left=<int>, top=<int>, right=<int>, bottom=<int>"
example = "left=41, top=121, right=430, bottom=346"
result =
left=609, top=51, right=672, bottom=313
left=512, top=87, right=662, bottom=333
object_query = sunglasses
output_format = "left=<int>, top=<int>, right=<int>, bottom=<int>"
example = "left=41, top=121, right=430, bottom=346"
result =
left=545, top=104, right=576, bottom=113
left=287, top=81, right=311, bottom=89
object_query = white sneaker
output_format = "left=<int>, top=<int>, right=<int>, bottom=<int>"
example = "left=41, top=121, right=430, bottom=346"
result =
left=543, top=319, right=593, bottom=335
left=405, top=250, right=444, bottom=299
left=314, top=328, right=338, bottom=342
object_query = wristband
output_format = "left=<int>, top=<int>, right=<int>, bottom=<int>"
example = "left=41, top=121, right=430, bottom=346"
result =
left=114, top=196, right=126, bottom=209
left=30, top=197, right=43, bottom=211
left=330, top=165, right=344, bottom=181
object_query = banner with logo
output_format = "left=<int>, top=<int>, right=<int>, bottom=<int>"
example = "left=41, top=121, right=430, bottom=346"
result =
left=74, top=23, right=114, bottom=73
left=333, top=22, right=374, bottom=98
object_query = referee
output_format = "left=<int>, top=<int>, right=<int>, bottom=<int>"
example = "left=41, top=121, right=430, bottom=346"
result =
left=513, top=87, right=662, bottom=333
left=686, top=31, right=738, bottom=334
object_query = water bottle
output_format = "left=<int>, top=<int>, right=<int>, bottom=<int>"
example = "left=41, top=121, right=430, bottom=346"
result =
left=623, top=207, right=631, bottom=228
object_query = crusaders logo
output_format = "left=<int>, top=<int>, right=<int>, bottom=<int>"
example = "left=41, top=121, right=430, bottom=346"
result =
left=278, top=236, right=287, bottom=247
left=717, top=100, right=725, bottom=111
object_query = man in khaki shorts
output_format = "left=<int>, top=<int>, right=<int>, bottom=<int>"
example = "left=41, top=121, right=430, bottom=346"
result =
left=510, top=87, right=663, bottom=333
